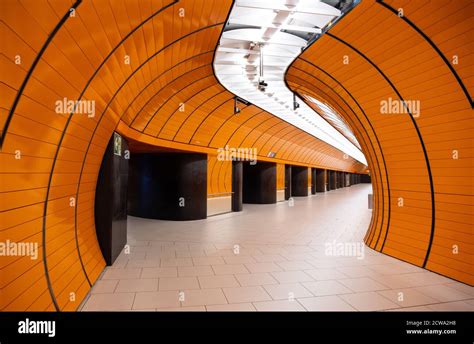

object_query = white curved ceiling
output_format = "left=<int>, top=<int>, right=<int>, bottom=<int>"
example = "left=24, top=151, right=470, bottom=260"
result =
left=214, top=0, right=367, bottom=165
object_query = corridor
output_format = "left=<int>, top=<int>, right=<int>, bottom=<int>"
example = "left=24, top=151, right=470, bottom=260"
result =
left=81, top=185, right=473, bottom=312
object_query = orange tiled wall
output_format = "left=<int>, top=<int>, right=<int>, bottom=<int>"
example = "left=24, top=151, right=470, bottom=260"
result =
left=0, top=0, right=366, bottom=311
left=287, top=0, right=473, bottom=285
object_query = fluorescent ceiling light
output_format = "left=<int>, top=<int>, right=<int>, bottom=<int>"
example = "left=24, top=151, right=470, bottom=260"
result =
left=214, top=0, right=367, bottom=165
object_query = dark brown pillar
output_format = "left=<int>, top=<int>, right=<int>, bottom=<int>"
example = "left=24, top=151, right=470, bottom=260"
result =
left=243, top=161, right=277, bottom=204
left=316, top=168, right=326, bottom=192
left=291, top=166, right=308, bottom=197
left=232, top=161, right=243, bottom=211
left=311, top=168, right=317, bottom=195
left=330, top=170, right=337, bottom=190
left=285, top=164, right=292, bottom=200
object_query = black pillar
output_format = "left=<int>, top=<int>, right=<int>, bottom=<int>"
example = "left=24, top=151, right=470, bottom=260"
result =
left=243, top=161, right=277, bottom=204
left=311, top=168, right=317, bottom=195
left=316, top=169, right=326, bottom=192
left=361, top=174, right=372, bottom=183
left=232, top=161, right=243, bottom=211
left=95, top=132, right=129, bottom=265
left=128, top=153, right=207, bottom=220
left=330, top=170, right=337, bottom=190
left=284, top=164, right=292, bottom=200
left=291, top=166, right=308, bottom=197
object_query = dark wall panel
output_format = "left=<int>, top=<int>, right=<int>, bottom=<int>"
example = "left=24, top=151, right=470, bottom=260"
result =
left=243, top=162, right=277, bottom=204
left=284, top=164, right=292, bottom=200
left=232, top=161, right=243, bottom=211
left=311, top=168, right=317, bottom=194
left=291, top=165, right=308, bottom=197
left=128, top=153, right=207, bottom=220
left=95, top=133, right=129, bottom=266
left=361, top=174, right=372, bottom=184
left=316, top=169, right=326, bottom=192
left=338, top=172, right=344, bottom=188
left=329, top=170, right=337, bottom=190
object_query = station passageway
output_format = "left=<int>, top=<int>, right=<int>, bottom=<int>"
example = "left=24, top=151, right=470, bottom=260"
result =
left=1, top=0, right=472, bottom=324
left=80, top=184, right=473, bottom=312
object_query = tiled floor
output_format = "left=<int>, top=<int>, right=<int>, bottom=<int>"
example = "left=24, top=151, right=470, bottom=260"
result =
left=81, top=184, right=474, bottom=312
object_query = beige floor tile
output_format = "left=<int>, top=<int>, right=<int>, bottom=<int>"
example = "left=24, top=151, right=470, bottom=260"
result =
left=133, top=291, right=180, bottom=309
left=371, top=274, right=418, bottom=289
left=339, top=277, right=390, bottom=292
left=82, top=293, right=135, bottom=311
left=263, top=283, right=313, bottom=300
left=271, top=271, right=313, bottom=284
left=305, top=268, right=349, bottom=281
left=404, top=272, right=454, bottom=286
left=141, top=267, right=177, bottom=278
left=302, top=280, right=352, bottom=296
left=465, top=299, right=474, bottom=306
left=377, top=288, right=439, bottom=307
left=205, top=249, right=236, bottom=257
left=281, top=253, right=315, bottom=261
left=253, top=300, right=306, bottom=311
left=176, top=250, right=206, bottom=258
left=180, top=289, right=228, bottom=307
left=90, top=280, right=118, bottom=294
left=223, top=286, right=272, bottom=303
left=178, top=265, right=214, bottom=277
left=117, top=252, right=146, bottom=260
left=306, top=259, right=340, bottom=269
left=207, top=303, right=256, bottom=311
left=159, top=277, right=200, bottom=291
left=414, top=285, right=472, bottom=302
left=368, top=263, right=423, bottom=275
left=340, top=292, right=399, bottom=311
left=126, top=259, right=161, bottom=268
left=115, top=278, right=158, bottom=293
left=388, top=306, right=432, bottom=312
left=160, top=258, right=193, bottom=267
left=147, top=252, right=175, bottom=259
left=102, top=268, right=141, bottom=280
left=245, top=262, right=283, bottom=273
left=223, top=255, right=257, bottom=264
left=192, top=256, right=226, bottom=266
left=234, top=273, right=278, bottom=286
left=336, top=266, right=380, bottom=278
left=157, top=306, right=206, bottom=312
left=283, top=246, right=314, bottom=254
left=297, top=296, right=355, bottom=311
left=444, top=282, right=474, bottom=297
left=277, top=260, right=313, bottom=271
left=252, top=254, right=287, bottom=263
left=198, top=275, right=239, bottom=289
left=212, top=264, right=249, bottom=275
left=428, top=301, right=474, bottom=311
